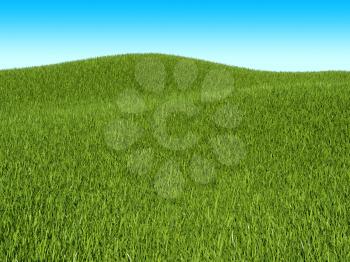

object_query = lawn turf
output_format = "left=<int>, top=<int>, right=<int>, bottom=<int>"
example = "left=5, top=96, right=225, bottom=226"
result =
left=0, top=54, right=350, bottom=260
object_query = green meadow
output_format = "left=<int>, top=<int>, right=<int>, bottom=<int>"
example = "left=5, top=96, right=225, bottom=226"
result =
left=0, top=54, right=349, bottom=260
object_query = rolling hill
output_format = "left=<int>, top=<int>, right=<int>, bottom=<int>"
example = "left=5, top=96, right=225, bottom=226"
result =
left=0, top=54, right=349, bottom=260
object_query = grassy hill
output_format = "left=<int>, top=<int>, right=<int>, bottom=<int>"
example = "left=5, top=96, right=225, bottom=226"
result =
left=0, top=54, right=349, bottom=260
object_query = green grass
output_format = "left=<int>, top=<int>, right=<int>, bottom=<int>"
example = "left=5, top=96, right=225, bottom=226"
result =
left=0, top=53, right=350, bottom=261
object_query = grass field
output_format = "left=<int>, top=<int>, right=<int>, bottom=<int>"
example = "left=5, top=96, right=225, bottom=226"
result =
left=0, top=53, right=350, bottom=260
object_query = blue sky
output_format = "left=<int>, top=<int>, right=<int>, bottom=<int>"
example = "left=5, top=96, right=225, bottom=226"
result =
left=1, top=0, right=349, bottom=71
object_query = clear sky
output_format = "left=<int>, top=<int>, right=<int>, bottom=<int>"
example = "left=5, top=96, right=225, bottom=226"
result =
left=1, top=0, right=349, bottom=71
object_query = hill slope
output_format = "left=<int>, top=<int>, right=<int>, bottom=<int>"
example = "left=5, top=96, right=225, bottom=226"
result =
left=0, top=54, right=350, bottom=260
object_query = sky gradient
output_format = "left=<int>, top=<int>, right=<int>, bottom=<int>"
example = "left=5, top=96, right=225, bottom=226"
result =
left=1, top=0, right=349, bottom=71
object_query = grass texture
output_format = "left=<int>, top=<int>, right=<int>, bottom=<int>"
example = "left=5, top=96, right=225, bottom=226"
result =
left=0, top=54, right=350, bottom=260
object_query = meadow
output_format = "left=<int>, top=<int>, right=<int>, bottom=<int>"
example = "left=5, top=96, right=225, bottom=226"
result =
left=0, top=54, right=349, bottom=260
